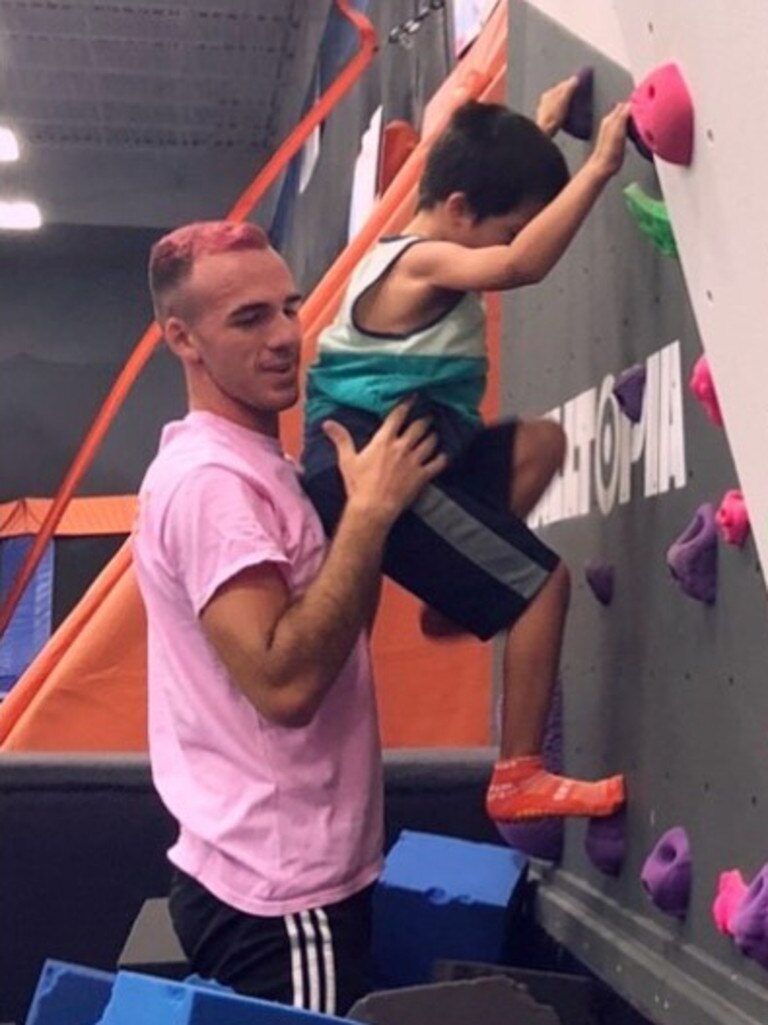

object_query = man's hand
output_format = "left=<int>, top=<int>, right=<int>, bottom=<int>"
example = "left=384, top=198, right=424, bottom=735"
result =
left=323, top=401, right=448, bottom=527
left=535, top=75, right=580, bottom=137
left=586, top=102, right=631, bottom=181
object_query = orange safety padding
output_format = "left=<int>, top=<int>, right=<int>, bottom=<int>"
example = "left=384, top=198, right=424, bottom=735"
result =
left=0, top=543, right=148, bottom=750
left=0, top=3, right=508, bottom=751
left=0, top=496, right=137, bottom=539
left=378, top=120, right=420, bottom=196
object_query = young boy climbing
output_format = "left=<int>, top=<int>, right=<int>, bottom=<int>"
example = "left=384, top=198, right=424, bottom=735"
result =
left=302, top=79, right=631, bottom=825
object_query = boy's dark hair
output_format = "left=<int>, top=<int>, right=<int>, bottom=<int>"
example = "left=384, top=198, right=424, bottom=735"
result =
left=418, top=101, right=570, bottom=218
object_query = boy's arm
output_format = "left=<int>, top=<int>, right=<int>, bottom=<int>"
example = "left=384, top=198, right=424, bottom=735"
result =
left=405, top=103, right=630, bottom=293
left=200, top=405, right=446, bottom=728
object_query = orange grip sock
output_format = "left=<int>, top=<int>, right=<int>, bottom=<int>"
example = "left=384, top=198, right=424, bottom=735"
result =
left=486, top=756, right=626, bottom=822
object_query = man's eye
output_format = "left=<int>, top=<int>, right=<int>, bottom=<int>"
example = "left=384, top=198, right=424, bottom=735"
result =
left=237, top=310, right=268, bottom=326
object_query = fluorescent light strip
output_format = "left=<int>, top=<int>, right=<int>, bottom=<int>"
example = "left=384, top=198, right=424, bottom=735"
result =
left=0, top=201, right=42, bottom=230
left=0, top=127, right=19, bottom=162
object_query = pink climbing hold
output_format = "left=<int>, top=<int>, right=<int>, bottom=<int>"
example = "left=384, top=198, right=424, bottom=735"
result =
left=689, top=355, right=723, bottom=426
left=666, top=503, right=718, bottom=604
left=630, top=62, right=694, bottom=166
left=563, top=66, right=594, bottom=141
left=713, top=869, right=749, bottom=936
left=640, top=826, right=692, bottom=919
left=584, top=563, right=615, bottom=606
left=716, top=489, right=750, bottom=547
left=613, top=364, right=647, bottom=423
left=731, top=864, right=768, bottom=969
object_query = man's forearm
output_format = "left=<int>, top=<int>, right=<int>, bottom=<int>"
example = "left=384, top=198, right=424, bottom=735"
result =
left=263, top=504, right=389, bottom=721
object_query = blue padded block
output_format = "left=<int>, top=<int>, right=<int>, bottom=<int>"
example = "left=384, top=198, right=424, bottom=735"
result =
left=96, top=971, right=349, bottom=1025
left=24, top=959, right=115, bottom=1025
left=372, top=830, right=528, bottom=988
left=0, top=536, right=54, bottom=695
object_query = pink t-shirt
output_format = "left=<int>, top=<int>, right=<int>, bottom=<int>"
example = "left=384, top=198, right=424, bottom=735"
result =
left=132, top=410, right=383, bottom=917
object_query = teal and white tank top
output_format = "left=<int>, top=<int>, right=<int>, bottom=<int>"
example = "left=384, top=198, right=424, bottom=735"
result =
left=305, top=236, right=488, bottom=425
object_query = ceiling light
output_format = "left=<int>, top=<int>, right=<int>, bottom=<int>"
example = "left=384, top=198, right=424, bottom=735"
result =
left=0, top=127, right=20, bottom=162
left=0, top=201, right=42, bottom=230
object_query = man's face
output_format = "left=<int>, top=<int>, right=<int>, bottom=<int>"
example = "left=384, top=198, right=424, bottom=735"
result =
left=176, top=246, right=302, bottom=421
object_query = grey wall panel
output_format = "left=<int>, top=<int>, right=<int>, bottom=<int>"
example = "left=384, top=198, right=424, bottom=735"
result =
left=0, top=224, right=184, bottom=499
left=277, top=0, right=451, bottom=294
left=505, top=4, right=768, bottom=1022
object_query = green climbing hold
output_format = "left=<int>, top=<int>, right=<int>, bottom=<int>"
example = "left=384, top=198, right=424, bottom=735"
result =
left=623, top=182, right=678, bottom=259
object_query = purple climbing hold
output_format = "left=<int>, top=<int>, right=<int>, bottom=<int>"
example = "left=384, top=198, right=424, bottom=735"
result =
left=613, top=364, right=647, bottom=423
left=627, top=115, right=654, bottom=162
left=562, top=66, right=594, bottom=141
left=731, top=864, right=768, bottom=969
left=640, top=826, right=692, bottom=919
left=496, top=680, right=564, bottom=861
left=496, top=813, right=564, bottom=862
left=666, top=503, right=718, bottom=604
left=585, top=807, right=627, bottom=877
left=585, top=563, right=614, bottom=606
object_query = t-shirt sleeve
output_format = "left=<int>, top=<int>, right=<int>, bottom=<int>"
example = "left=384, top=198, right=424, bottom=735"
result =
left=163, top=465, right=290, bottom=615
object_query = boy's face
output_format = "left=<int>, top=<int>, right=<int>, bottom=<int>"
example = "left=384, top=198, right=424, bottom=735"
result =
left=448, top=194, right=547, bottom=248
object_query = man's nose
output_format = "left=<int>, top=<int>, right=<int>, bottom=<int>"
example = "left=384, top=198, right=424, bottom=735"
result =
left=269, top=318, right=301, bottom=352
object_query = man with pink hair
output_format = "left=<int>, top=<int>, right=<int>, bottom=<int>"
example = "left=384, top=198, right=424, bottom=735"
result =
left=133, top=221, right=445, bottom=1013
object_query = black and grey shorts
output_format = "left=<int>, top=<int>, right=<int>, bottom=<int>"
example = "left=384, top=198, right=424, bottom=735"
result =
left=301, top=403, right=559, bottom=641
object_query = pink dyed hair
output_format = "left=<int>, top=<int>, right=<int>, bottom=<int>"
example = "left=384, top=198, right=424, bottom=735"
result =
left=148, top=220, right=269, bottom=319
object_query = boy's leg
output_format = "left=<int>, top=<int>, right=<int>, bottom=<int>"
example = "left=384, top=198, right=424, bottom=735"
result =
left=382, top=477, right=624, bottom=821
left=486, top=561, right=624, bottom=821
left=421, top=417, right=565, bottom=637
left=509, top=419, right=566, bottom=517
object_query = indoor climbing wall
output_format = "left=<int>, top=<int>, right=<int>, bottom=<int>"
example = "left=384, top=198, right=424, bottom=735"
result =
left=503, top=4, right=768, bottom=1023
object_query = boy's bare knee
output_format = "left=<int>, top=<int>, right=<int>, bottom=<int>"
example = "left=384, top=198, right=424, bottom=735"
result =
left=549, top=561, right=571, bottom=604
left=539, top=420, right=566, bottom=471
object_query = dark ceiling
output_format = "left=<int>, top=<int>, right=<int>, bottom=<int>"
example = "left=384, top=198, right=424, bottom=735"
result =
left=0, top=0, right=334, bottom=227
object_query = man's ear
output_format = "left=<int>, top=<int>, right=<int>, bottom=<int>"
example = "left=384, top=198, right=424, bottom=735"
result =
left=164, top=316, right=202, bottom=365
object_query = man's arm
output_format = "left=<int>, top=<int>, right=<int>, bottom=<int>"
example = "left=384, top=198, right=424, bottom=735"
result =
left=200, top=405, right=446, bottom=728
left=403, top=103, right=630, bottom=293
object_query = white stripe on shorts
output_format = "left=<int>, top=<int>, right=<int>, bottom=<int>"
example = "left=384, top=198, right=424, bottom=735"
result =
left=315, top=907, right=337, bottom=1015
left=299, top=910, right=321, bottom=1012
left=284, top=913, right=305, bottom=1008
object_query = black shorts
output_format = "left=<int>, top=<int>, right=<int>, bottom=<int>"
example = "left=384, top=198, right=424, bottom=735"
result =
left=301, top=403, right=559, bottom=641
left=168, top=868, right=374, bottom=1016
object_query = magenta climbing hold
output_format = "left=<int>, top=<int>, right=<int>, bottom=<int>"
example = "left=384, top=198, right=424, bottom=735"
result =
left=716, top=489, right=750, bottom=547
left=584, top=563, right=615, bottom=606
left=563, top=66, right=594, bottom=141
left=689, top=355, right=723, bottom=426
left=627, top=115, right=654, bottom=162
left=640, top=826, right=692, bottom=919
left=666, top=503, right=718, bottom=604
left=613, top=364, right=647, bottom=423
left=731, top=864, right=768, bottom=969
left=630, top=63, right=694, bottom=166
left=585, top=807, right=627, bottom=877
left=713, top=869, right=749, bottom=936
left=496, top=680, right=564, bottom=861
